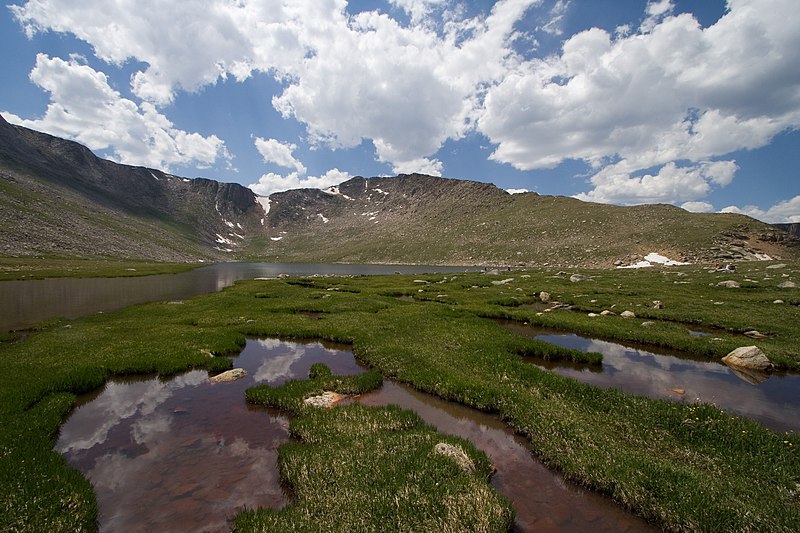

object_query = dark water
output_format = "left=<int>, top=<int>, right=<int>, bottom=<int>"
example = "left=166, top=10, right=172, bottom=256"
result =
left=57, top=339, right=653, bottom=533
left=500, top=321, right=800, bottom=433
left=1, top=262, right=476, bottom=331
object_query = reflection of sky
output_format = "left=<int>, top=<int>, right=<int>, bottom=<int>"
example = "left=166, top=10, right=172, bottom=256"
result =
left=535, top=333, right=800, bottom=433
left=56, top=370, right=207, bottom=454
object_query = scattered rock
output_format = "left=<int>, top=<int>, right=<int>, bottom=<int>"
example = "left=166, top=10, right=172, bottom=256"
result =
left=716, top=280, right=740, bottom=288
left=744, top=330, right=768, bottom=339
left=773, top=299, right=784, bottom=304
left=721, top=346, right=773, bottom=371
left=766, top=263, right=786, bottom=269
left=167, top=300, right=184, bottom=305
left=588, top=313, right=599, bottom=317
left=303, top=391, right=346, bottom=408
left=600, top=310, right=615, bottom=316
left=433, top=442, right=475, bottom=474
left=413, top=279, right=429, bottom=284
left=620, top=310, right=636, bottom=318
left=209, top=368, right=248, bottom=383
left=641, top=321, right=655, bottom=327
left=671, top=387, right=685, bottom=395
left=491, top=278, right=514, bottom=285
left=777, top=281, right=797, bottom=288
left=539, top=291, right=551, bottom=302
left=484, top=269, right=500, bottom=276
left=570, top=274, right=590, bottom=282
left=652, top=300, right=664, bottom=309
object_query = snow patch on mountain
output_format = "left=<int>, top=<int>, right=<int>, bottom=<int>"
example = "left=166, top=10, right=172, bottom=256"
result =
left=618, top=253, right=691, bottom=269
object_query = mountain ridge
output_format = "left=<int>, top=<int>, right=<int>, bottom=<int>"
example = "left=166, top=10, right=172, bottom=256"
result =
left=1, top=114, right=797, bottom=266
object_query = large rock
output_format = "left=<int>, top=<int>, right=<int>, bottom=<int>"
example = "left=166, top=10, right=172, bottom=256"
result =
left=620, top=310, right=636, bottom=318
left=721, top=346, right=773, bottom=371
left=209, top=368, right=248, bottom=383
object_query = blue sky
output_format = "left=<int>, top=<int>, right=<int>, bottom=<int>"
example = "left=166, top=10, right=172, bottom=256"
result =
left=1, top=0, right=798, bottom=222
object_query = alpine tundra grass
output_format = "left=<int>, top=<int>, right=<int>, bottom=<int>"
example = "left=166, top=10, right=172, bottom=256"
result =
left=1, top=262, right=798, bottom=531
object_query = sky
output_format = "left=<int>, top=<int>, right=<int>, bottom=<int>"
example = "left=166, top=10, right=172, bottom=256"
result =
left=0, top=0, right=798, bottom=223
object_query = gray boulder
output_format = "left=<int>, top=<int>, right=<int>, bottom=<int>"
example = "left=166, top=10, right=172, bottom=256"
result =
left=570, top=274, right=590, bottom=282
left=721, top=346, right=773, bottom=371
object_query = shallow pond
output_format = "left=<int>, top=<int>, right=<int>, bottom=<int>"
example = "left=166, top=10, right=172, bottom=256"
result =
left=1, top=262, right=476, bottom=331
left=500, top=321, right=800, bottom=434
left=57, top=338, right=654, bottom=532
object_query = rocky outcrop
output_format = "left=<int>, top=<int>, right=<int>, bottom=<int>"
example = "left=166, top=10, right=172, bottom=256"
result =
left=721, top=346, right=773, bottom=371
left=303, top=391, right=346, bottom=408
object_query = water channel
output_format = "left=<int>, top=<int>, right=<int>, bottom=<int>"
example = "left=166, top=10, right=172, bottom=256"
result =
left=499, top=321, right=800, bottom=434
left=56, top=338, right=655, bottom=533
left=0, top=262, right=476, bottom=331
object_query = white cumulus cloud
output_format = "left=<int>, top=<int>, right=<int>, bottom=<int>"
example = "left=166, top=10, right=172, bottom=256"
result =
left=479, top=0, right=800, bottom=205
left=248, top=168, right=351, bottom=197
left=721, top=195, right=800, bottom=224
left=2, top=54, right=229, bottom=171
left=680, top=201, right=715, bottom=213
left=253, top=137, right=307, bottom=175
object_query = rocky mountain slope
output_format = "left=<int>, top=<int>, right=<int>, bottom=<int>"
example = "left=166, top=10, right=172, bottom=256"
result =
left=0, top=114, right=264, bottom=261
left=1, top=114, right=797, bottom=266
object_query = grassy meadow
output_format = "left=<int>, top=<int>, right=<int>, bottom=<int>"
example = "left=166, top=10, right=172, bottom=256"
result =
left=0, top=257, right=201, bottom=281
left=0, top=261, right=798, bottom=531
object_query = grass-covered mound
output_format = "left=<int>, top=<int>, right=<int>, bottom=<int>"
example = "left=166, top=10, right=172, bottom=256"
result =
left=1, top=262, right=799, bottom=531
left=240, top=366, right=513, bottom=532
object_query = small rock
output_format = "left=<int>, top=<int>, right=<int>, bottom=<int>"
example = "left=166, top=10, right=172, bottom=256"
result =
left=570, top=274, right=590, bottom=282
left=539, top=291, right=551, bottom=302
left=671, top=388, right=685, bottom=395
left=721, top=346, right=773, bottom=371
left=717, top=280, right=740, bottom=288
left=777, top=281, right=796, bottom=288
left=303, top=391, right=346, bottom=408
left=600, top=310, right=615, bottom=316
left=614, top=260, right=624, bottom=266
left=641, top=321, right=655, bottom=327
left=652, top=300, right=663, bottom=309
left=773, top=300, right=784, bottom=304
left=433, top=442, right=475, bottom=474
left=491, top=278, right=514, bottom=285
left=766, top=263, right=786, bottom=269
left=620, top=311, right=636, bottom=318
left=209, top=368, right=248, bottom=383
left=744, top=330, right=768, bottom=339
left=588, top=313, right=599, bottom=317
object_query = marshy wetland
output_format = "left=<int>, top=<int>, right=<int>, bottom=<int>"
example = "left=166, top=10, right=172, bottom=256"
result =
left=1, top=261, right=799, bottom=531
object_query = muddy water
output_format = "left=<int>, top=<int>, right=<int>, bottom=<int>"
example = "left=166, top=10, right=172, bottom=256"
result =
left=357, top=381, right=655, bottom=532
left=55, top=339, right=361, bottom=533
left=500, top=321, right=800, bottom=433
left=57, top=338, right=654, bottom=532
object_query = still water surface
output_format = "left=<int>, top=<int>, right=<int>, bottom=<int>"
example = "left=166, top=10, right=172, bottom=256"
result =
left=57, top=338, right=654, bottom=533
left=1, top=262, right=475, bottom=331
left=500, top=321, right=800, bottom=433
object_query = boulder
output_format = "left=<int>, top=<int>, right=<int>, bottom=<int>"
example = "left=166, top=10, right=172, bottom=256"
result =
left=209, top=368, right=248, bottom=383
left=620, top=310, right=636, bottom=318
left=433, top=442, right=475, bottom=474
left=717, top=280, right=740, bottom=288
left=721, top=346, right=773, bottom=371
